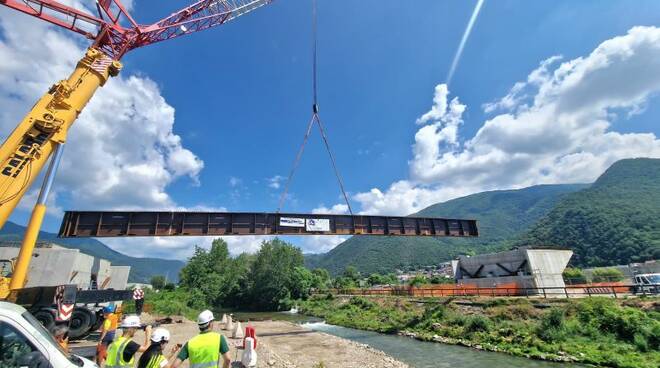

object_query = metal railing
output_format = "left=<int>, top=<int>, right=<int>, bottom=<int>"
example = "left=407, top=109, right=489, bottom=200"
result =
left=317, top=284, right=660, bottom=299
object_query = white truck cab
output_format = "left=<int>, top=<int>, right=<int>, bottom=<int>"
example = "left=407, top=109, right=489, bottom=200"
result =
left=633, top=273, right=660, bottom=294
left=0, top=301, right=97, bottom=368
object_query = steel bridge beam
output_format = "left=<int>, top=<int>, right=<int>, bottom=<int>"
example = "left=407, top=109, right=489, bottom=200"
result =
left=58, top=211, right=478, bottom=238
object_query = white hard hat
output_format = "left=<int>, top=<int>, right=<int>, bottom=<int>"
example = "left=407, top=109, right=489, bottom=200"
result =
left=151, top=327, right=170, bottom=343
left=197, top=310, right=214, bottom=325
left=120, top=314, right=141, bottom=328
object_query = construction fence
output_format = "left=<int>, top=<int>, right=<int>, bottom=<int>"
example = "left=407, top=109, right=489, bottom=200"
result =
left=318, top=282, right=659, bottom=299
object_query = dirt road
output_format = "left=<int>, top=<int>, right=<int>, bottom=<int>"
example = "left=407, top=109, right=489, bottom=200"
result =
left=125, top=314, right=408, bottom=368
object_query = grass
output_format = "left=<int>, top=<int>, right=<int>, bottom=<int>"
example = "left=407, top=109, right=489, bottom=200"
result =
left=122, top=288, right=202, bottom=321
left=299, top=296, right=660, bottom=368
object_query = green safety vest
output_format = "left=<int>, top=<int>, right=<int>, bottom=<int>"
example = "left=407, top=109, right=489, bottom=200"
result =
left=144, top=353, right=167, bottom=368
left=188, top=332, right=221, bottom=368
left=106, top=336, right=135, bottom=368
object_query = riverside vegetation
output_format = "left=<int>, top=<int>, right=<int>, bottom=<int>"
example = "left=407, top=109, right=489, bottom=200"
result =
left=130, top=238, right=332, bottom=319
left=299, top=295, right=660, bottom=368
left=134, top=238, right=659, bottom=367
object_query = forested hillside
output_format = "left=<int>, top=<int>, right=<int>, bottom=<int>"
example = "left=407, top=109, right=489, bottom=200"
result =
left=518, top=158, right=660, bottom=266
left=308, top=184, right=587, bottom=275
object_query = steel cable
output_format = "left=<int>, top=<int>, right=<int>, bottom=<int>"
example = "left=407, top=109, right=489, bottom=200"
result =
left=277, top=0, right=354, bottom=215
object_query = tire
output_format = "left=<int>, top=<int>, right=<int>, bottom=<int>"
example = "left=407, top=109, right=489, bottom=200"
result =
left=90, top=310, right=103, bottom=332
left=33, top=309, right=55, bottom=332
left=69, top=307, right=94, bottom=339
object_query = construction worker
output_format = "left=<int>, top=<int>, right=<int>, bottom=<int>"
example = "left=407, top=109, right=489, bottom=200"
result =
left=97, top=305, right=119, bottom=364
left=170, top=310, right=231, bottom=368
left=137, top=327, right=181, bottom=368
left=106, top=314, right=152, bottom=368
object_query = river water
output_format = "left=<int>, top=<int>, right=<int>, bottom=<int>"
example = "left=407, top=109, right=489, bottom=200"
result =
left=227, top=311, right=580, bottom=368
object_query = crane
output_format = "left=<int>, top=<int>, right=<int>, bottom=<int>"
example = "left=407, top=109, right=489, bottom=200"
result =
left=0, top=0, right=273, bottom=290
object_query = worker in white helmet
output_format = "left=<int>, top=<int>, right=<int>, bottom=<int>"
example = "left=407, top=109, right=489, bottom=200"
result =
left=106, top=314, right=152, bottom=368
left=170, top=310, right=231, bottom=368
left=137, top=327, right=181, bottom=368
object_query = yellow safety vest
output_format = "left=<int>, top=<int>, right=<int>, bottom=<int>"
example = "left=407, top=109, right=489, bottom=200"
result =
left=188, top=332, right=221, bottom=368
left=145, top=353, right=167, bottom=368
left=106, top=336, right=135, bottom=368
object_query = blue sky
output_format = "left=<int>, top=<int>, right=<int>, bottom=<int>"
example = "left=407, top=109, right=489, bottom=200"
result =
left=1, top=0, right=660, bottom=258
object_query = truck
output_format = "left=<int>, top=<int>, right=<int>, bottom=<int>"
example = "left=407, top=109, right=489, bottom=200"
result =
left=1, top=256, right=132, bottom=339
left=632, top=273, right=660, bottom=295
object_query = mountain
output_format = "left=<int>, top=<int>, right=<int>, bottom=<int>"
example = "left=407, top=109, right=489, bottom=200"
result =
left=518, top=158, right=660, bottom=266
left=0, top=221, right=185, bottom=283
left=309, top=183, right=588, bottom=275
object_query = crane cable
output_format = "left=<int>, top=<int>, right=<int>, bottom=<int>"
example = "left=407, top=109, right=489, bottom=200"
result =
left=277, top=0, right=354, bottom=215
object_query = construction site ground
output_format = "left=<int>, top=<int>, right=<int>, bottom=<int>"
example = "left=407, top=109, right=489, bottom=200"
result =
left=70, top=313, right=408, bottom=368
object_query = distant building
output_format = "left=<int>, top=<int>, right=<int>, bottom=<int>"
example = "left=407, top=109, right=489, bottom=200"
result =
left=452, top=247, right=573, bottom=294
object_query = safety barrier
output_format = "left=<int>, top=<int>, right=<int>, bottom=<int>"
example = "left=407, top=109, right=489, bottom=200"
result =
left=318, top=283, right=659, bottom=299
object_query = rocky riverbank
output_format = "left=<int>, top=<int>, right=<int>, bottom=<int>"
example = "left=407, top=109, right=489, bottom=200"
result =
left=132, top=313, right=408, bottom=368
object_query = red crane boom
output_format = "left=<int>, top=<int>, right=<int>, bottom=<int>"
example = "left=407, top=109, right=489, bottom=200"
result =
left=0, top=0, right=274, bottom=290
left=1, top=0, right=272, bottom=59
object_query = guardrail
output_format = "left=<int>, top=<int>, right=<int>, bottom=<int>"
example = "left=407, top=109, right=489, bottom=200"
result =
left=317, top=284, right=660, bottom=299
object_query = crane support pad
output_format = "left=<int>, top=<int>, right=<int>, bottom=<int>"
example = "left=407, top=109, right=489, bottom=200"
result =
left=58, top=211, right=478, bottom=238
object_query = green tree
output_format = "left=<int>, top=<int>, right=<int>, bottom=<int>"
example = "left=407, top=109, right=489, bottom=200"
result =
left=179, top=239, right=234, bottom=307
left=333, top=276, right=356, bottom=289
left=312, top=268, right=331, bottom=290
left=563, top=267, right=587, bottom=284
left=430, top=275, right=454, bottom=284
left=343, top=266, right=361, bottom=283
left=592, top=268, right=625, bottom=282
left=290, top=266, right=315, bottom=299
left=248, top=239, right=305, bottom=310
left=150, top=275, right=166, bottom=290
left=408, top=275, right=429, bottom=287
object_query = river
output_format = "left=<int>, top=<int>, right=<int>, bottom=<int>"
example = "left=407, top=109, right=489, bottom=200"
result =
left=227, top=311, right=581, bottom=368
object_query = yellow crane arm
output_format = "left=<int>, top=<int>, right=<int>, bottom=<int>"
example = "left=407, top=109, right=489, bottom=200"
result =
left=0, top=48, right=121, bottom=290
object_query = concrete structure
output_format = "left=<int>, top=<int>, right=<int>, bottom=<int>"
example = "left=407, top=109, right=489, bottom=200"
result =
left=92, top=257, right=112, bottom=289
left=108, top=266, right=131, bottom=290
left=0, top=242, right=130, bottom=290
left=453, top=247, right=573, bottom=295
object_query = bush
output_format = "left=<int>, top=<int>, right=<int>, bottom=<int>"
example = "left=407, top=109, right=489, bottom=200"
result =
left=465, top=315, right=491, bottom=334
left=538, top=308, right=566, bottom=342
left=349, top=296, right=376, bottom=310
left=408, top=275, right=428, bottom=287
left=592, top=268, right=625, bottom=283
left=563, top=267, right=586, bottom=284
left=150, top=275, right=166, bottom=290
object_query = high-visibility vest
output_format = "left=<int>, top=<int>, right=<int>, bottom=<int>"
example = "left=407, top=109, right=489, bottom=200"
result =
left=144, top=353, right=167, bottom=368
left=188, top=332, right=221, bottom=368
left=106, top=336, right=135, bottom=368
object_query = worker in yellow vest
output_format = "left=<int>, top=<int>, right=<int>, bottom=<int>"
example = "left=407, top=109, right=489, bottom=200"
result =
left=138, top=327, right=181, bottom=368
left=106, top=315, right=152, bottom=368
left=170, top=310, right=231, bottom=368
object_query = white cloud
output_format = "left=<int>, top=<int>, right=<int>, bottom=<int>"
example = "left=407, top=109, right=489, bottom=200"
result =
left=229, top=176, right=242, bottom=187
left=299, top=235, right=348, bottom=254
left=0, top=9, right=204, bottom=212
left=353, top=26, right=660, bottom=216
left=312, top=204, right=349, bottom=214
left=268, top=175, right=285, bottom=189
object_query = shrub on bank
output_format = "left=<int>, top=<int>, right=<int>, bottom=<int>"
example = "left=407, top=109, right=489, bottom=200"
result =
left=298, top=296, right=660, bottom=368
